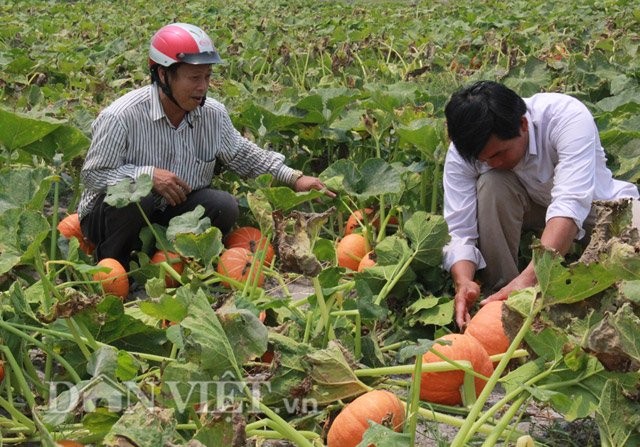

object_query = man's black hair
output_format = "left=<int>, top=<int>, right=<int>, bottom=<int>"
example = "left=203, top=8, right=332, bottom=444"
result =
left=444, top=81, right=527, bottom=163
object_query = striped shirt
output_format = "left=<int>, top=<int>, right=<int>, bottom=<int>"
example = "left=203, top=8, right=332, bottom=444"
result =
left=78, top=84, right=300, bottom=220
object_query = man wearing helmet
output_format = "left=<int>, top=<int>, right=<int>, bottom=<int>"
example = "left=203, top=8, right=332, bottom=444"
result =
left=78, top=23, right=334, bottom=270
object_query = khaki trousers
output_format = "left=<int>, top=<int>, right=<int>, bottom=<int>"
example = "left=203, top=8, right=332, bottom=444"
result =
left=476, top=170, right=547, bottom=293
left=476, top=170, right=638, bottom=293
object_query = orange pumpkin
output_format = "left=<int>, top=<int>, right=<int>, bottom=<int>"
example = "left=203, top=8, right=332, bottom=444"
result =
left=56, top=440, right=84, bottom=447
left=57, top=213, right=95, bottom=255
left=419, top=333, right=494, bottom=406
left=161, top=319, right=176, bottom=329
left=357, top=251, right=377, bottom=272
left=261, top=350, right=275, bottom=364
left=336, top=233, right=368, bottom=271
left=345, top=209, right=399, bottom=236
left=93, top=258, right=129, bottom=299
left=465, top=301, right=511, bottom=357
left=216, top=247, right=264, bottom=288
left=327, top=389, right=405, bottom=447
left=150, top=251, right=184, bottom=288
left=344, top=208, right=377, bottom=235
left=224, top=226, right=274, bottom=265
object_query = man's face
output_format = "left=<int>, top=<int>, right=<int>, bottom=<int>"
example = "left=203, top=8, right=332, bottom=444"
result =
left=162, top=63, right=212, bottom=111
left=477, top=117, right=528, bottom=170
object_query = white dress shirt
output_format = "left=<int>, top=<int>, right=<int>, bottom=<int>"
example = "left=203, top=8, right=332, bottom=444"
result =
left=442, top=92, right=639, bottom=271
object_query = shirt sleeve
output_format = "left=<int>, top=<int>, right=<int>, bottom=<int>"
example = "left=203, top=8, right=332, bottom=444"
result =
left=546, top=99, right=599, bottom=237
left=81, top=112, right=155, bottom=191
left=214, top=108, right=299, bottom=185
left=442, top=143, right=487, bottom=271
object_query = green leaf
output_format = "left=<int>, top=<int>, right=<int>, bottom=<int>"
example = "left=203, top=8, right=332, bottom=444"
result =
left=103, top=402, right=176, bottom=447
left=0, top=166, right=54, bottom=213
left=606, top=241, right=640, bottom=281
left=360, top=332, right=387, bottom=368
left=398, top=338, right=440, bottom=362
left=4, top=282, right=39, bottom=323
left=395, top=119, right=440, bottom=157
left=294, top=88, right=359, bottom=125
left=259, top=332, right=311, bottom=408
left=586, top=303, right=640, bottom=369
left=0, top=208, right=50, bottom=273
left=116, top=350, right=140, bottom=381
left=595, top=87, right=640, bottom=112
left=313, top=237, right=336, bottom=263
left=0, top=108, right=89, bottom=162
left=404, top=211, right=449, bottom=269
left=406, top=295, right=454, bottom=327
left=247, top=190, right=275, bottom=233
left=144, top=277, right=168, bottom=298
left=139, top=295, right=188, bottom=323
left=165, top=205, right=212, bottom=240
left=355, top=263, right=415, bottom=298
left=524, top=327, right=566, bottom=362
left=540, top=356, right=605, bottom=420
left=501, top=359, right=546, bottom=396
left=174, top=226, right=223, bottom=267
left=534, top=246, right=618, bottom=305
left=374, top=234, right=411, bottom=266
left=43, top=380, right=91, bottom=426
left=76, top=296, right=169, bottom=356
left=620, top=280, right=640, bottom=305
left=104, top=174, right=153, bottom=208
left=357, top=422, right=411, bottom=446
left=87, top=345, right=119, bottom=379
left=260, top=186, right=325, bottom=211
left=160, top=361, right=220, bottom=409
left=321, top=158, right=404, bottom=199
left=234, top=101, right=305, bottom=136
left=352, top=280, right=388, bottom=320
left=193, top=413, right=245, bottom=446
left=217, top=306, right=268, bottom=366
left=522, top=383, right=574, bottom=409
left=595, top=379, right=640, bottom=447
left=0, top=248, right=20, bottom=276
left=303, top=340, right=369, bottom=405
left=82, top=409, right=120, bottom=440
left=504, top=287, right=537, bottom=317
left=180, top=289, right=241, bottom=378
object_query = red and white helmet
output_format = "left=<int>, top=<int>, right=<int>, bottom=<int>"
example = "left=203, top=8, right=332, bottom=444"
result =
left=149, top=23, right=222, bottom=68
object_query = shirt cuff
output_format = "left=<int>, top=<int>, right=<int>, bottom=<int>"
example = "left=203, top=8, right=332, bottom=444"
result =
left=279, top=166, right=304, bottom=186
left=133, top=165, right=155, bottom=181
left=442, top=242, right=486, bottom=272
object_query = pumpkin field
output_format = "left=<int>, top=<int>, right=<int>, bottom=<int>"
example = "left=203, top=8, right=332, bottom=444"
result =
left=1, top=0, right=640, bottom=446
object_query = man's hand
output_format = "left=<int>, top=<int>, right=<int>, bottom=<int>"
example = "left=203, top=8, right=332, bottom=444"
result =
left=294, top=175, right=336, bottom=198
left=454, top=278, right=480, bottom=329
left=451, top=260, right=480, bottom=330
left=152, top=168, right=191, bottom=206
left=480, top=264, right=536, bottom=305
left=481, top=217, right=578, bottom=304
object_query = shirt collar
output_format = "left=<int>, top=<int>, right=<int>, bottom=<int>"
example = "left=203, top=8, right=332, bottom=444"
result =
left=525, top=111, right=537, bottom=155
left=149, top=84, right=165, bottom=122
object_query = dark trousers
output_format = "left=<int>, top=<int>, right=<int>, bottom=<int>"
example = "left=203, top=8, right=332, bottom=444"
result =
left=80, top=188, right=239, bottom=269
